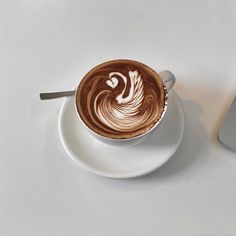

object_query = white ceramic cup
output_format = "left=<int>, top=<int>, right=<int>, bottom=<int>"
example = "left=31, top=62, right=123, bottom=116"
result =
left=75, top=65, right=176, bottom=147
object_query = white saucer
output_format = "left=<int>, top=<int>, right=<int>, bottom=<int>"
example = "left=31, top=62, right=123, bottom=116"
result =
left=59, top=91, right=185, bottom=178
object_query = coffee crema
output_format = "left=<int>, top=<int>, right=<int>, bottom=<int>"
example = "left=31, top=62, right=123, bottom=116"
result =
left=76, top=60, right=167, bottom=139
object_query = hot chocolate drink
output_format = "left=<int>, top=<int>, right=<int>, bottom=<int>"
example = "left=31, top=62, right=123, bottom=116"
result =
left=76, top=60, right=167, bottom=139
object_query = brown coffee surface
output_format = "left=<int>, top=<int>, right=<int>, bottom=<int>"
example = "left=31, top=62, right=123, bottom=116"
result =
left=76, top=59, right=167, bottom=139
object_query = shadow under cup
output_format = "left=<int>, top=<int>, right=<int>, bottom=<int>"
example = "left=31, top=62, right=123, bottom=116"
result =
left=74, top=60, right=176, bottom=146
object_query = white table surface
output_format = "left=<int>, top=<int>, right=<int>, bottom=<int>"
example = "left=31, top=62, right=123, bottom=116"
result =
left=1, top=0, right=236, bottom=235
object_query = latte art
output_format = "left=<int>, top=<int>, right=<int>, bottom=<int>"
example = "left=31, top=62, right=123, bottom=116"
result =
left=94, top=70, right=158, bottom=132
left=76, top=60, right=166, bottom=139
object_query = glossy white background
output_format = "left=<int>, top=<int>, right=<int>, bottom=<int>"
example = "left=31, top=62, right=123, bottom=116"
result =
left=1, top=0, right=236, bottom=235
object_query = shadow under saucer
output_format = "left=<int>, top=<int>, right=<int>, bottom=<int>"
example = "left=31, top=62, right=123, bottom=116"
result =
left=137, top=99, right=209, bottom=182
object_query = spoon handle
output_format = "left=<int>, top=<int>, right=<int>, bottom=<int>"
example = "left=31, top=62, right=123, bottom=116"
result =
left=40, top=90, right=76, bottom=100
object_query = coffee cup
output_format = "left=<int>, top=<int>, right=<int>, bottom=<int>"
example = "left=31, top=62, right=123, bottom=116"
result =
left=75, top=59, right=176, bottom=146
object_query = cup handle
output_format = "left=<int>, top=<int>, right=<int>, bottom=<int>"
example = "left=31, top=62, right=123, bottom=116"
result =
left=159, top=70, right=176, bottom=91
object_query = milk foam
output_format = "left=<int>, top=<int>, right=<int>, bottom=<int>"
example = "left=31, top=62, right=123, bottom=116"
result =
left=94, top=70, right=159, bottom=132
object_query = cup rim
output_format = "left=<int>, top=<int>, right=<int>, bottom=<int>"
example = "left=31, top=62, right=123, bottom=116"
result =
left=74, top=59, right=169, bottom=142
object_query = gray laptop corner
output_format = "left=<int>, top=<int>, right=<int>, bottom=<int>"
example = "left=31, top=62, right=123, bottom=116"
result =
left=218, top=95, right=236, bottom=152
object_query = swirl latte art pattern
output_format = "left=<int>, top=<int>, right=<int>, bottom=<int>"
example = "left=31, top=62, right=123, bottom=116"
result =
left=94, top=70, right=156, bottom=132
left=76, top=60, right=166, bottom=139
